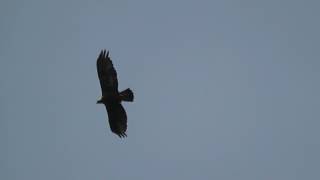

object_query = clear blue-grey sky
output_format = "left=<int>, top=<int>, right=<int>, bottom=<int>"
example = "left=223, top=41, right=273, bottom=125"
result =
left=1, top=0, right=320, bottom=179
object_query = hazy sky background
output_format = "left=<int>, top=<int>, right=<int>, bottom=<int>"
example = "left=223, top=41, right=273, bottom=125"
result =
left=1, top=0, right=320, bottom=179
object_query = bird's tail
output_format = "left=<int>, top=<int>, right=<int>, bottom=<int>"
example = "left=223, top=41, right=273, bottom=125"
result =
left=119, top=88, right=134, bottom=102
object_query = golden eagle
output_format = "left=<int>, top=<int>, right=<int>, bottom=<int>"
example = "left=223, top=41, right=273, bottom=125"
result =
left=96, top=50, right=134, bottom=138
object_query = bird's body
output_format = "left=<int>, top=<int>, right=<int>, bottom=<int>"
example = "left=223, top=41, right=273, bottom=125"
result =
left=96, top=50, right=134, bottom=138
left=97, top=94, right=121, bottom=104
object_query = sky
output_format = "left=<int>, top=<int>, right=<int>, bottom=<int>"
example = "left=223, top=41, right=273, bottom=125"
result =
left=1, top=0, right=320, bottom=179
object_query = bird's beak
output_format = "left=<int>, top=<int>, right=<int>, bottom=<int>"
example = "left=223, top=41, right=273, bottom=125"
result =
left=96, top=99, right=103, bottom=104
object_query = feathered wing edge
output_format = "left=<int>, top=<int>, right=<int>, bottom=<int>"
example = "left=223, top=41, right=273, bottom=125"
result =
left=105, top=103, right=128, bottom=138
left=96, top=50, right=119, bottom=96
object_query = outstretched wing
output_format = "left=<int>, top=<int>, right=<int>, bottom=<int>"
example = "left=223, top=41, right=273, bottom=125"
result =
left=96, top=50, right=118, bottom=96
left=105, top=103, right=128, bottom=138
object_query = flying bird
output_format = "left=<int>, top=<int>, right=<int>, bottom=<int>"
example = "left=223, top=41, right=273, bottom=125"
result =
left=96, top=50, right=134, bottom=138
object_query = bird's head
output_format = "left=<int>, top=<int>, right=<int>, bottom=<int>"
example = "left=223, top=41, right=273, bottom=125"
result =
left=96, top=97, right=104, bottom=104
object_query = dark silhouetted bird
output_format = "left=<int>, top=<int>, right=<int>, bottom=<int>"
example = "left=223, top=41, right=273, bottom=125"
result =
left=96, top=50, right=134, bottom=138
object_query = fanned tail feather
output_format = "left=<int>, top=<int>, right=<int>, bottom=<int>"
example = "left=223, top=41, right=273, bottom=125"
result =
left=119, top=88, right=134, bottom=102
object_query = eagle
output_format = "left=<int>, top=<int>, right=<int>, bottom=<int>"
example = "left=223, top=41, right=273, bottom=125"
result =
left=96, top=50, right=134, bottom=138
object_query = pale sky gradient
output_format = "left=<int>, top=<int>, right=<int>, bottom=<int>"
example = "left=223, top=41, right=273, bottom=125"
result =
left=1, top=0, right=320, bottom=180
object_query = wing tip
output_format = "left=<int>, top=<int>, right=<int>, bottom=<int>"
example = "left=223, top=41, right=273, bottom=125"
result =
left=117, top=132, right=127, bottom=138
left=98, top=49, right=110, bottom=59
